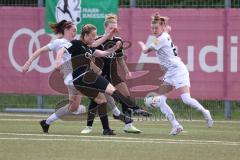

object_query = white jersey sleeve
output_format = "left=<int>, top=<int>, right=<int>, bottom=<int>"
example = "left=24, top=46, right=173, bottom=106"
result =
left=47, top=39, right=59, bottom=51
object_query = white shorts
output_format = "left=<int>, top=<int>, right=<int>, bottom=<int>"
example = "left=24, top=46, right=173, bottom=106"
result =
left=62, top=70, right=79, bottom=96
left=163, top=66, right=190, bottom=89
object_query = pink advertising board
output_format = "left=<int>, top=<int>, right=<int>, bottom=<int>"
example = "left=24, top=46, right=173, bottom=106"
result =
left=0, top=7, right=239, bottom=100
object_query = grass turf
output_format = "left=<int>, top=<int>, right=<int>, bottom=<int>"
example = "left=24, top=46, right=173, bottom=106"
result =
left=0, top=113, right=239, bottom=160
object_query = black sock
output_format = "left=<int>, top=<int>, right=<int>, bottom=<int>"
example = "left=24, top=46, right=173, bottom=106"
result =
left=87, top=100, right=98, bottom=127
left=119, top=113, right=133, bottom=124
left=98, top=103, right=110, bottom=130
left=112, top=90, right=135, bottom=108
left=121, top=102, right=132, bottom=117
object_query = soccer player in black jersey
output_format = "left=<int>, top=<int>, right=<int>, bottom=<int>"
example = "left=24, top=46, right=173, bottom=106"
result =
left=59, top=24, right=138, bottom=134
left=81, top=14, right=151, bottom=134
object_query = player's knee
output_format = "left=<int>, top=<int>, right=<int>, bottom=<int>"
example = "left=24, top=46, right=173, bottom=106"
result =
left=68, top=101, right=79, bottom=112
left=94, top=96, right=107, bottom=105
left=181, top=93, right=193, bottom=105
left=105, top=84, right=115, bottom=95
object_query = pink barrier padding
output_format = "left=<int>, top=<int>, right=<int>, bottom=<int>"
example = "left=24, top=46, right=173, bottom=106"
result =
left=0, top=7, right=239, bottom=100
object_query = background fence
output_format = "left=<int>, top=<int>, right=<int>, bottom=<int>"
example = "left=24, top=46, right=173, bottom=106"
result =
left=0, top=0, right=240, bottom=8
left=0, top=0, right=239, bottom=120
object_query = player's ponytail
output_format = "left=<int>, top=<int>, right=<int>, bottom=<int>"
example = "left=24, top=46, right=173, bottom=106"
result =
left=151, top=12, right=168, bottom=26
left=49, top=20, right=73, bottom=35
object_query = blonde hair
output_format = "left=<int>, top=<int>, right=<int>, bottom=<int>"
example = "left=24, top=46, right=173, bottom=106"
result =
left=151, top=12, right=169, bottom=26
left=80, top=24, right=96, bottom=40
left=104, top=13, right=117, bottom=27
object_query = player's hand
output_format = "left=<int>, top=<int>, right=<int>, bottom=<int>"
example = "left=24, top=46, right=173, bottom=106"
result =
left=22, top=60, right=31, bottom=73
left=125, top=71, right=132, bottom=80
left=138, top=41, right=145, bottom=50
left=108, top=27, right=118, bottom=39
left=115, top=41, right=122, bottom=50
left=55, top=60, right=61, bottom=71
left=138, top=41, right=148, bottom=53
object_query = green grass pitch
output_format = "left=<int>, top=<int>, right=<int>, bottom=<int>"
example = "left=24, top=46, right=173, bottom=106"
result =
left=0, top=113, right=239, bottom=160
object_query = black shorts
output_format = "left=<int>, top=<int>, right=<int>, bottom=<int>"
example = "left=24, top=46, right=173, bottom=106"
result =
left=103, top=74, right=123, bottom=86
left=73, top=71, right=110, bottom=98
left=110, top=74, right=124, bottom=86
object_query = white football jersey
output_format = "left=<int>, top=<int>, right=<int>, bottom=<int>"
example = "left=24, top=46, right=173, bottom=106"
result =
left=149, top=32, right=185, bottom=71
left=47, top=38, right=72, bottom=64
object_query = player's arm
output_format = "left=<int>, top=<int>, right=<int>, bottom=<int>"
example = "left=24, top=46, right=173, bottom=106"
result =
left=22, top=45, right=50, bottom=72
left=94, top=41, right=122, bottom=57
left=117, top=56, right=132, bottom=77
left=55, top=47, right=65, bottom=70
left=89, top=58, right=102, bottom=75
left=91, top=28, right=118, bottom=47
left=138, top=41, right=153, bottom=53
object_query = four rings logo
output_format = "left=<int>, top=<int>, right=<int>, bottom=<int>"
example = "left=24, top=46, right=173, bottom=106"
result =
left=8, top=28, right=56, bottom=73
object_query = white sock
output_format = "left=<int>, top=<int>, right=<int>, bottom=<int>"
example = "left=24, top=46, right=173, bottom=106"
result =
left=181, top=93, right=205, bottom=112
left=104, top=94, right=121, bottom=116
left=112, top=107, right=121, bottom=116
left=155, top=95, right=179, bottom=127
left=46, top=113, right=59, bottom=125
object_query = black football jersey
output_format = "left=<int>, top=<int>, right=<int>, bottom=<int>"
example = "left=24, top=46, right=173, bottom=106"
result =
left=66, top=40, right=96, bottom=79
left=95, top=36, right=123, bottom=78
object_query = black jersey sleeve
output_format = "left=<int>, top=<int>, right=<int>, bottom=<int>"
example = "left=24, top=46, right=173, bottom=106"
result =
left=66, top=40, right=78, bottom=54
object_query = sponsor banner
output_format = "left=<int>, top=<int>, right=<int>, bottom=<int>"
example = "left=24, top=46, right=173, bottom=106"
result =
left=0, top=7, right=240, bottom=100
left=45, top=0, right=118, bottom=34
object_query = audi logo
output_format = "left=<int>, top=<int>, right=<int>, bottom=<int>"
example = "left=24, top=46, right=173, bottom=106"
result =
left=8, top=28, right=56, bottom=73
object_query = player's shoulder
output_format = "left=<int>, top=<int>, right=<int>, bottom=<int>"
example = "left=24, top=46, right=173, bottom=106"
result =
left=113, top=36, right=122, bottom=42
left=71, top=39, right=79, bottom=44
left=70, top=39, right=85, bottom=47
left=160, top=32, right=170, bottom=39
left=49, top=38, right=62, bottom=44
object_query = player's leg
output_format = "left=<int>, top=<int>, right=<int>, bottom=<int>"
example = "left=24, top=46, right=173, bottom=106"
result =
left=178, top=86, right=213, bottom=127
left=81, top=100, right=97, bottom=134
left=81, top=99, right=115, bottom=135
left=97, top=103, right=115, bottom=135
left=112, top=81, right=151, bottom=116
left=145, top=94, right=183, bottom=135
left=74, top=73, right=137, bottom=132
left=105, top=94, right=141, bottom=133
left=174, top=70, right=213, bottom=127
left=40, top=94, right=83, bottom=133
left=114, top=82, right=132, bottom=116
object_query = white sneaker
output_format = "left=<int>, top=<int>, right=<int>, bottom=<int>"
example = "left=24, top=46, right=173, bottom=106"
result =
left=123, top=123, right=142, bottom=133
left=81, top=126, right=92, bottom=134
left=169, top=125, right=183, bottom=135
left=203, top=109, right=213, bottom=128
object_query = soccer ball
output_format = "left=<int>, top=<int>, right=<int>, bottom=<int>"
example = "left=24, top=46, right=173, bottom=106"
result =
left=144, top=93, right=159, bottom=109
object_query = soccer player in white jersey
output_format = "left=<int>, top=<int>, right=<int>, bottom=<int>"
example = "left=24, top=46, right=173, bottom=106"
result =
left=139, top=13, right=213, bottom=135
left=22, top=20, right=116, bottom=133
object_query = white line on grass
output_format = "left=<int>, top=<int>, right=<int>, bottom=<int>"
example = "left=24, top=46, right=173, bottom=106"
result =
left=0, top=118, right=239, bottom=126
left=0, top=137, right=239, bottom=146
left=0, top=132, right=239, bottom=146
